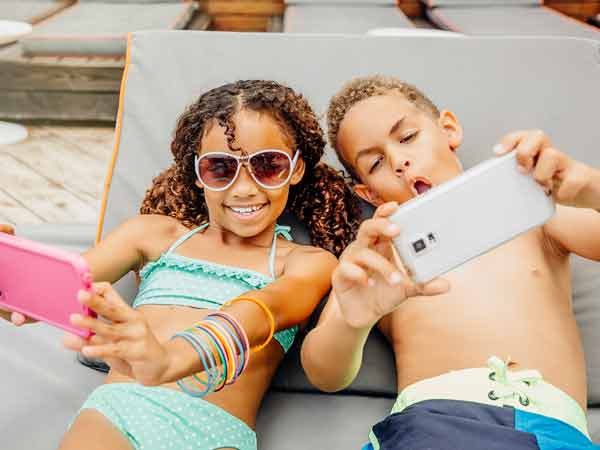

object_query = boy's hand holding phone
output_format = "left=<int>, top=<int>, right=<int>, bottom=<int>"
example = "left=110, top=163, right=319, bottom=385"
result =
left=332, top=202, right=450, bottom=330
left=495, top=129, right=600, bottom=210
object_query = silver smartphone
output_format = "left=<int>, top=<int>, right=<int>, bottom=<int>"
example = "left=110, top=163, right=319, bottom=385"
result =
left=389, top=152, right=556, bottom=284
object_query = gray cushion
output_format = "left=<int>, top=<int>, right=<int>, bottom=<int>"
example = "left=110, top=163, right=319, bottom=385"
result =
left=257, top=392, right=394, bottom=449
left=423, top=0, right=539, bottom=7
left=428, top=5, right=600, bottom=40
left=21, top=2, right=195, bottom=57
left=0, top=1, right=71, bottom=24
left=0, top=322, right=104, bottom=450
left=283, top=5, right=414, bottom=33
left=272, top=327, right=397, bottom=396
left=573, top=254, right=600, bottom=407
left=589, top=407, right=600, bottom=442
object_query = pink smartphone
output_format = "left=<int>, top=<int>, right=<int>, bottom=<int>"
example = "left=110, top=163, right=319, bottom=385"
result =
left=0, top=232, right=95, bottom=338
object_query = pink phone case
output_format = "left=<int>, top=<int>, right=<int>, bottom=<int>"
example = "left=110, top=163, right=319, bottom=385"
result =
left=0, top=232, right=95, bottom=338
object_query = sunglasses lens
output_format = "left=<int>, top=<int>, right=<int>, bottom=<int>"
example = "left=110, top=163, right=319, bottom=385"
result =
left=250, top=152, right=292, bottom=187
left=198, top=154, right=238, bottom=189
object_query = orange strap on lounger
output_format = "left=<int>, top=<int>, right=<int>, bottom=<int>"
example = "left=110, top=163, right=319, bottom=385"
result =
left=223, top=296, right=275, bottom=352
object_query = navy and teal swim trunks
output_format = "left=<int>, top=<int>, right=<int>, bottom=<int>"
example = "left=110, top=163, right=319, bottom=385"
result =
left=362, top=398, right=599, bottom=450
left=362, top=357, right=597, bottom=450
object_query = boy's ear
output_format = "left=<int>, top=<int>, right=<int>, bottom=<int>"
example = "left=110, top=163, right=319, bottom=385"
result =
left=438, top=110, right=463, bottom=152
left=353, top=184, right=384, bottom=207
left=290, top=157, right=305, bottom=185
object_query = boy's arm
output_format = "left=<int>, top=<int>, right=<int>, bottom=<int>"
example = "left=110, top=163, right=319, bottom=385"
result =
left=301, top=203, right=449, bottom=392
left=544, top=205, right=600, bottom=261
left=300, top=291, right=374, bottom=392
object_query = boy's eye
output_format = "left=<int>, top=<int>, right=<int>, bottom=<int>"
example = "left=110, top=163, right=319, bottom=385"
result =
left=399, top=130, right=419, bottom=144
left=369, top=155, right=384, bottom=174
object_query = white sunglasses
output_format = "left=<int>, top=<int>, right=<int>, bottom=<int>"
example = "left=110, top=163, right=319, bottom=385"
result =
left=194, top=149, right=300, bottom=192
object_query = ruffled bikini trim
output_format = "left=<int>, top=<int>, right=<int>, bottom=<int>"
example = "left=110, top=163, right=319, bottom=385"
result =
left=139, top=253, right=271, bottom=289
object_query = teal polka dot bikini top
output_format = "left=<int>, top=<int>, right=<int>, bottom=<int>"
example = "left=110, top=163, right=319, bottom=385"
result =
left=133, top=223, right=298, bottom=353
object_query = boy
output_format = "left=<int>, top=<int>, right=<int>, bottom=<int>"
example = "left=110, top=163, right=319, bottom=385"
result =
left=301, top=75, right=600, bottom=450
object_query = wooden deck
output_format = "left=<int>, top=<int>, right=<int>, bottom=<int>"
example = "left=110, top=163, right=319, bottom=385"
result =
left=0, top=125, right=114, bottom=225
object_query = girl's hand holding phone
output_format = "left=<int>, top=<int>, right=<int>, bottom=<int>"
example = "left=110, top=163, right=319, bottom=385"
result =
left=0, top=224, right=36, bottom=326
left=65, top=282, right=171, bottom=386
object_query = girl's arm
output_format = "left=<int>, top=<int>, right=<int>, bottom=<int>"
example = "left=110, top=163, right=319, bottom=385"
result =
left=69, top=245, right=338, bottom=385
left=1, top=215, right=160, bottom=324
left=82, top=215, right=161, bottom=284
left=159, top=245, right=338, bottom=383
left=0, top=225, right=16, bottom=322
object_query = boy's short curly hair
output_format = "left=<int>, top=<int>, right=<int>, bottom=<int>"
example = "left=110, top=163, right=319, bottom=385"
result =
left=327, top=75, right=440, bottom=180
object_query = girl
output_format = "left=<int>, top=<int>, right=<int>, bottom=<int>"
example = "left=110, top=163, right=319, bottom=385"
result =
left=3, top=80, right=360, bottom=450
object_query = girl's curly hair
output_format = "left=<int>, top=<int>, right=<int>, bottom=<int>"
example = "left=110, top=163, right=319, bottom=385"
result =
left=140, top=80, right=360, bottom=256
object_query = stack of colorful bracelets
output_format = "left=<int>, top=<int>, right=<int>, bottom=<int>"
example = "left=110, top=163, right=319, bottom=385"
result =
left=171, top=296, right=275, bottom=397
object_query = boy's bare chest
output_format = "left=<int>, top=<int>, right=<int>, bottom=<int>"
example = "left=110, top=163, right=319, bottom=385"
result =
left=382, top=230, right=586, bottom=404
left=383, top=229, right=572, bottom=341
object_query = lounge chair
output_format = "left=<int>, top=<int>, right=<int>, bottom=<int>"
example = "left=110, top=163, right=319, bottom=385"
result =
left=0, top=0, right=74, bottom=25
left=423, top=0, right=600, bottom=40
left=4, top=31, right=600, bottom=449
left=283, top=0, right=414, bottom=33
left=21, top=0, right=196, bottom=57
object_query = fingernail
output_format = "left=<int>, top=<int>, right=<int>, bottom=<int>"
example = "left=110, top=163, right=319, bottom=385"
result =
left=389, top=272, right=403, bottom=285
left=77, top=291, right=88, bottom=302
left=517, top=165, right=528, bottom=174
left=70, top=313, right=82, bottom=323
left=367, top=278, right=376, bottom=287
left=493, top=144, right=505, bottom=155
left=387, top=224, right=400, bottom=234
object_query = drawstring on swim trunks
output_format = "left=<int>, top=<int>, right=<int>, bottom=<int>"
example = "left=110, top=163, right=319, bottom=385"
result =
left=487, top=356, right=542, bottom=407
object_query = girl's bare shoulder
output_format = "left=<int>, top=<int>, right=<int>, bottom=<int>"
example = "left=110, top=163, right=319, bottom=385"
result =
left=122, top=214, right=194, bottom=255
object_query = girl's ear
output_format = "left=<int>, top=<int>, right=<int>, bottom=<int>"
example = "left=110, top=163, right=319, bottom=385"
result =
left=353, top=184, right=384, bottom=207
left=290, top=157, right=306, bottom=185
left=438, top=110, right=463, bottom=152
left=195, top=179, right=204, bottom=190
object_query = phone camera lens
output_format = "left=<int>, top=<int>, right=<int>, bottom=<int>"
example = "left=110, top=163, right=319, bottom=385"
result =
left=412, top=239, right=426, bottom=253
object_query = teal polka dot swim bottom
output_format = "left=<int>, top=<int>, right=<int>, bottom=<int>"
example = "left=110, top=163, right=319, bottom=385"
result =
left=76, top=383, right=257, bottom=450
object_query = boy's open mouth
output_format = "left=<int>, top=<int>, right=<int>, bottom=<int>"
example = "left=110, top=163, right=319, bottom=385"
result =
left=412, top=178, right=433, bottom=196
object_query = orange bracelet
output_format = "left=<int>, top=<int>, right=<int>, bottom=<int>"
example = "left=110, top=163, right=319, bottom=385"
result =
left=223, top=296, right=275, bottom=352
left=202, top=321, right=237, bottom=384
